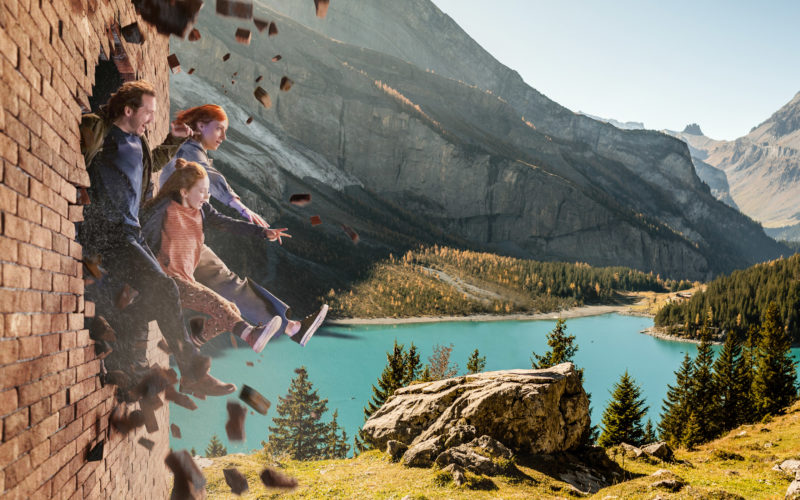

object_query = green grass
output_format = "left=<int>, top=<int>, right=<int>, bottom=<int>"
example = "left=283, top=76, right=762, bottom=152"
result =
left=197, top=400, right=800, bottom=499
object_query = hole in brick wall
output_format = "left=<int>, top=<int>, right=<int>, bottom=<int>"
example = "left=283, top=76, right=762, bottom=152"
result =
left=49, top=26, right=52, bottom=44
left=59, top=20, right=63, bottom=38
left=89, top=58, right=124, bottom=113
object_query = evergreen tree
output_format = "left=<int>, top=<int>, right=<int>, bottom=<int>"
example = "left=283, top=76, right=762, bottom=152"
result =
left=531, top=318, right=578, bottom=369
left=752, top=303, right=798, bottom=418
left=364, top=340, right=408, bottom=420
left=190, top=447, right=197, bottom=457
left=659, top=353, right=694, bottom=446
left=691, top=327, right=721, bottom=441
left=404, top=342, right=421, bottom=384
left=713, top=328, right=745, bottom=431
left=426, top=343, right=459, bottom=380
left=466, top=349, right=487, bottom=374
left=643, top=419, right=657, bottom=445
left=324, top=410, right=350, bottom=459
left=267, top=367, right=330, bottom=460
left=205, top=434, right=227, bottom=458
left=682, top=411, right=702, bottom=450
left=736, top=326, right=759, bottom=423
left=597, top=371, right=648, bottom=447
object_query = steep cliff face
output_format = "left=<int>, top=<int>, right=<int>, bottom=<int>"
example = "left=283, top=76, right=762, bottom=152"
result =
left=672, top=92, right=800, bottom=229
left=169, top=1, right=785, bottom=284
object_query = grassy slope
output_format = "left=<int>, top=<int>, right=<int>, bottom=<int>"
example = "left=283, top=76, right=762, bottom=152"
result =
left=197, top=401, right=800, bottom=499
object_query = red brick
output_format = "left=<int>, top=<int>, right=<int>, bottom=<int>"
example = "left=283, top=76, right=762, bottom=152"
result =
left=75, top=359, right=99, bottom=383
left=41, top=207, right=61, bottom=231
left=16, top=195, right=41, bottom=224
left=30, top=438, right=50, bottom=468
left=0, top=339, right=19, bottom=365
left=41, top=250, right=60, bottom=272
left=3, top=164, right=29, bottom=196
left=60, top=330, right=76, bottom=350
left=68, top=277, right=82, bottom=295
left=4, top=213, right=32, bottom=242
left=30, top=224, right=51, bottom=249
left=3, top=407, right=29, bottom=440
left=30, top=268, right=51, bottom=290
left=41, top=332, right=59, bottom=352
left=83, top=300, right=94, bottom=318
left=30, top=313, right=50, bottom=334
left=52, top=273, right=68, bottom=292
left=18, top=243, right=43, bottom=268
left=67, top=205, right=83, bottom=223
left=0, top=184, right=17, bottom=214
left=6, top=313, right=31, bottom=336
left=3, top=263, right=31, bottom=288
left=0, top=132, right=19, bottom=165
left=18, top=335, right=41, bottom=358
left=17, top=99, right=42, bottom=138
left=68, top=313, right=82, bottom=330
left=0, top=25, right=17, bottom=67
left=67, top=377, right=93, bottom=405
left=4, top=455, right=31, bottom=490
left=3, top=114, right=31, bottom=150
left=50, top=313, right=66, bottom=331
left=57, top=405, right=74, bottom=429
left=29, top=396, right=50, bottom=426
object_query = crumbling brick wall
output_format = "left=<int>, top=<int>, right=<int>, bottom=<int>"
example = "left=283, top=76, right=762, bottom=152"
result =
left=0, top=0, right=175, bottom=498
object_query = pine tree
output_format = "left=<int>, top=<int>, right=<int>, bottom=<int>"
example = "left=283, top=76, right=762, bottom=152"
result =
left=597, top=371, right=648, bottom=447
left=659, top=352, right=694, bottom=446
left=643, top=419, right=657, bottom=445
left=404, top=342, right=421, bottom=384
left=682, top=411, right=702, bottom=450
left=190, top=447, right=197, bottom=457
left=466, top=348, right=486, bottom=374
left=267, top=367, right=330, bottom=460
left=205, top=434, right=227, bottom=458
left=364, top=340, right=407, bottom=420
left=324, top=410, right=350, bottom=459
left=752, top=303, right=798, bottom=418
left=713, top=328, right=745, bottom=431
left=736, top=326, right=759, bottom=423
left=691, top=327, right=721, bottom=442
left=426, top=343, right=459, bottom=380
left=531, top=318, right=578, bottom=369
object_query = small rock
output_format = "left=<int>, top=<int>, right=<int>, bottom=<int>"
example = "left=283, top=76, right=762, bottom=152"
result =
left=468, top=435, right=513, bottom=460
left=386, top=440, right=408, bottom=462
left=620, top=442, right=643, bottom=458
left=435, top=445, right=503, bottom=476
left=443, top=463, right=466, bottom=486
left=774, top=460, right=800, bottom=476
left=443, top=424, right=477, bottom=449
left=650, top=479, right=684, bottom=492
left=402, top=435, right=444, bottom=468
left=642, top=441, right=674, bottom=462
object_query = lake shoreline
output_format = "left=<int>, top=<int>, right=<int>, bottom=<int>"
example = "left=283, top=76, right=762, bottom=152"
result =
left=327, top=304, right=639, bottom=325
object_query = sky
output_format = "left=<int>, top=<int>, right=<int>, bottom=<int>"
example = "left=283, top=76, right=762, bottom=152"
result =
left=430, top=0, right=800, bottom=141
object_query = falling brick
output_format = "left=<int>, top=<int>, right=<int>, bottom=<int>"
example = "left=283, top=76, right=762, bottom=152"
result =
left=268, top=22, right=278, bottom=37
left=289, top=193, right=311, bottom=206
left=310, top=215, right=322, bottom=226
left=253, top=18, right=269, bottom=32
left=89, top=315, right=116, bottom=342
left=138, top=437, right=155, bottom=451
left=165, top=450, right=206, bottom=499
left=225, top=401, right=247, bottom=442
left=239, top=385, right=270, bottom=415
left=188, top=68, right=196, bottom=75
left=83, top=254, right=103, bottom=278
left=121, top=22, right=145, bottom=43
left=233, top=71, right=238, bottom=76
left=254, top=87, right=271, bottom=109
left=255, top=75, right=262, bottom=83
left=314, top=0, right=329, bottom=18
left=78, top=187, right=91, bottom=204
left=115, top=283, right=139, bottom=309
left=216, top=0, right=253, bottom=19
left=222, top=53, right=231, bottom=62
left=167, top=54, right=181, bottom=73
left=223, top=468, right=249, bottom=495
left=171, top=424, right=182, bottom=439
left=188, top=28, right=201, bottom=41
left=279, top=76, right=293, bottom=91
left=341, top=224, right=359, bottom=243
left=246, top=361, right=254, bottom=367
left=87, top=440, right=104, bottom=462
left=260, top=467, right=298, bottom=490
left=271, top=55, right=282, bottom=62
left=246, top=117, right=253, bottom=125
left=234, top=27, right=251, bottom=45
left=165, top=385, right=198, bottom=411
left=132, top=0, right=203, bottom=37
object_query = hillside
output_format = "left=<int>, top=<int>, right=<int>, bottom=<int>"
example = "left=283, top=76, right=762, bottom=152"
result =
left=167, top=0, right=786, bottom=301
left=193, top=400, right=800, bottom=498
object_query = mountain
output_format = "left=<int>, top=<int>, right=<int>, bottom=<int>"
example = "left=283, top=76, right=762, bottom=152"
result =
left=669, top=92, right=800, bottom=231
left=577, top=112, right=645, bottom=130
left=167, top=0, right=786, bottom=297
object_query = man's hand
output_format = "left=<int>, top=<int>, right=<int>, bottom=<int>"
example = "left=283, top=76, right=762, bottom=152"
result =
left=264, top=228, right=291, bottom=245
left=170, top=120, right=194, bottom=138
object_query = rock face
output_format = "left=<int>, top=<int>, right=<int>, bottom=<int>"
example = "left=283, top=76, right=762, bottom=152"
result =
left=361, top=363, right=589, bottom=455
left=168, top=0, right=787, bottom=286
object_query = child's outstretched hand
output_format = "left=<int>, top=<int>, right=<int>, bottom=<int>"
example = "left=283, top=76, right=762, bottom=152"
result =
left=243, top=208, right=270, bottom=228
left=265, top=227, right=291, bottom=245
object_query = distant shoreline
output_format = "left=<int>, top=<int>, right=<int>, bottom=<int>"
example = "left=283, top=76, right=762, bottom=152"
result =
left=327, top=304, right=636, bottom=325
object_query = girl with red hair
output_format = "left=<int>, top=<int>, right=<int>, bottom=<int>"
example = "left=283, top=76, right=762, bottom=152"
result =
left=143, top=159, right=283, bottom=352
left=159, top=104, right=328, bottom=349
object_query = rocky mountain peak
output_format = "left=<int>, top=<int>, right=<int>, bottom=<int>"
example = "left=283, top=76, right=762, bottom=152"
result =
left=682, top=123, right=704, bottom=135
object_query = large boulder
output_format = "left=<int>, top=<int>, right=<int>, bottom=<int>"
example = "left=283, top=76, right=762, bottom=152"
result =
left=361, top=363, right=590, bottom=455
left=642, top=442, right=674, bottom=462
left=401, top=435, right=445, bottom=468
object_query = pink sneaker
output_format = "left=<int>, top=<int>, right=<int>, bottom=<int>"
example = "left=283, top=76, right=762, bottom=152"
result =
left=240, top=316, right=282, bottom=353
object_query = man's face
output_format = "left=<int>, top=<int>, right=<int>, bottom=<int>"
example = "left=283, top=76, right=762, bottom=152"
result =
left=127, top=94, right=156, bottom=136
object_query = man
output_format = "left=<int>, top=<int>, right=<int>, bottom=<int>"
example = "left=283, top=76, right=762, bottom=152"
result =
left=79, top=80, right=234, bottom=397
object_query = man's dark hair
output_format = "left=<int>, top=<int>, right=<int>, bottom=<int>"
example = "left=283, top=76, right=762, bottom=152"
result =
left=105, top=80, right=156, bottom=120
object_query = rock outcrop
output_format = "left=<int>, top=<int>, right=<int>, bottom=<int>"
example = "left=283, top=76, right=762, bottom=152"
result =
left=361, top=363, right=589, bottom=455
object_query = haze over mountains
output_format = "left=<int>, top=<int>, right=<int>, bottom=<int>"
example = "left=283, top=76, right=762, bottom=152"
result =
left=167, top=0, right=786, bottom=299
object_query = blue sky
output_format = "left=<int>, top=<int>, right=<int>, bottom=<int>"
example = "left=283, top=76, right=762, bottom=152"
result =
left=430, top=0, right=800, bottom=140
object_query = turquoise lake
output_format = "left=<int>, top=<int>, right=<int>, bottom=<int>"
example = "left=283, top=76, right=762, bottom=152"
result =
left=169, top=313, right=800, bottom=455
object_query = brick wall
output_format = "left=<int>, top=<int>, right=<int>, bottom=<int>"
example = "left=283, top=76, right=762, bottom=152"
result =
left=0, top=0, right=175, bottom=498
